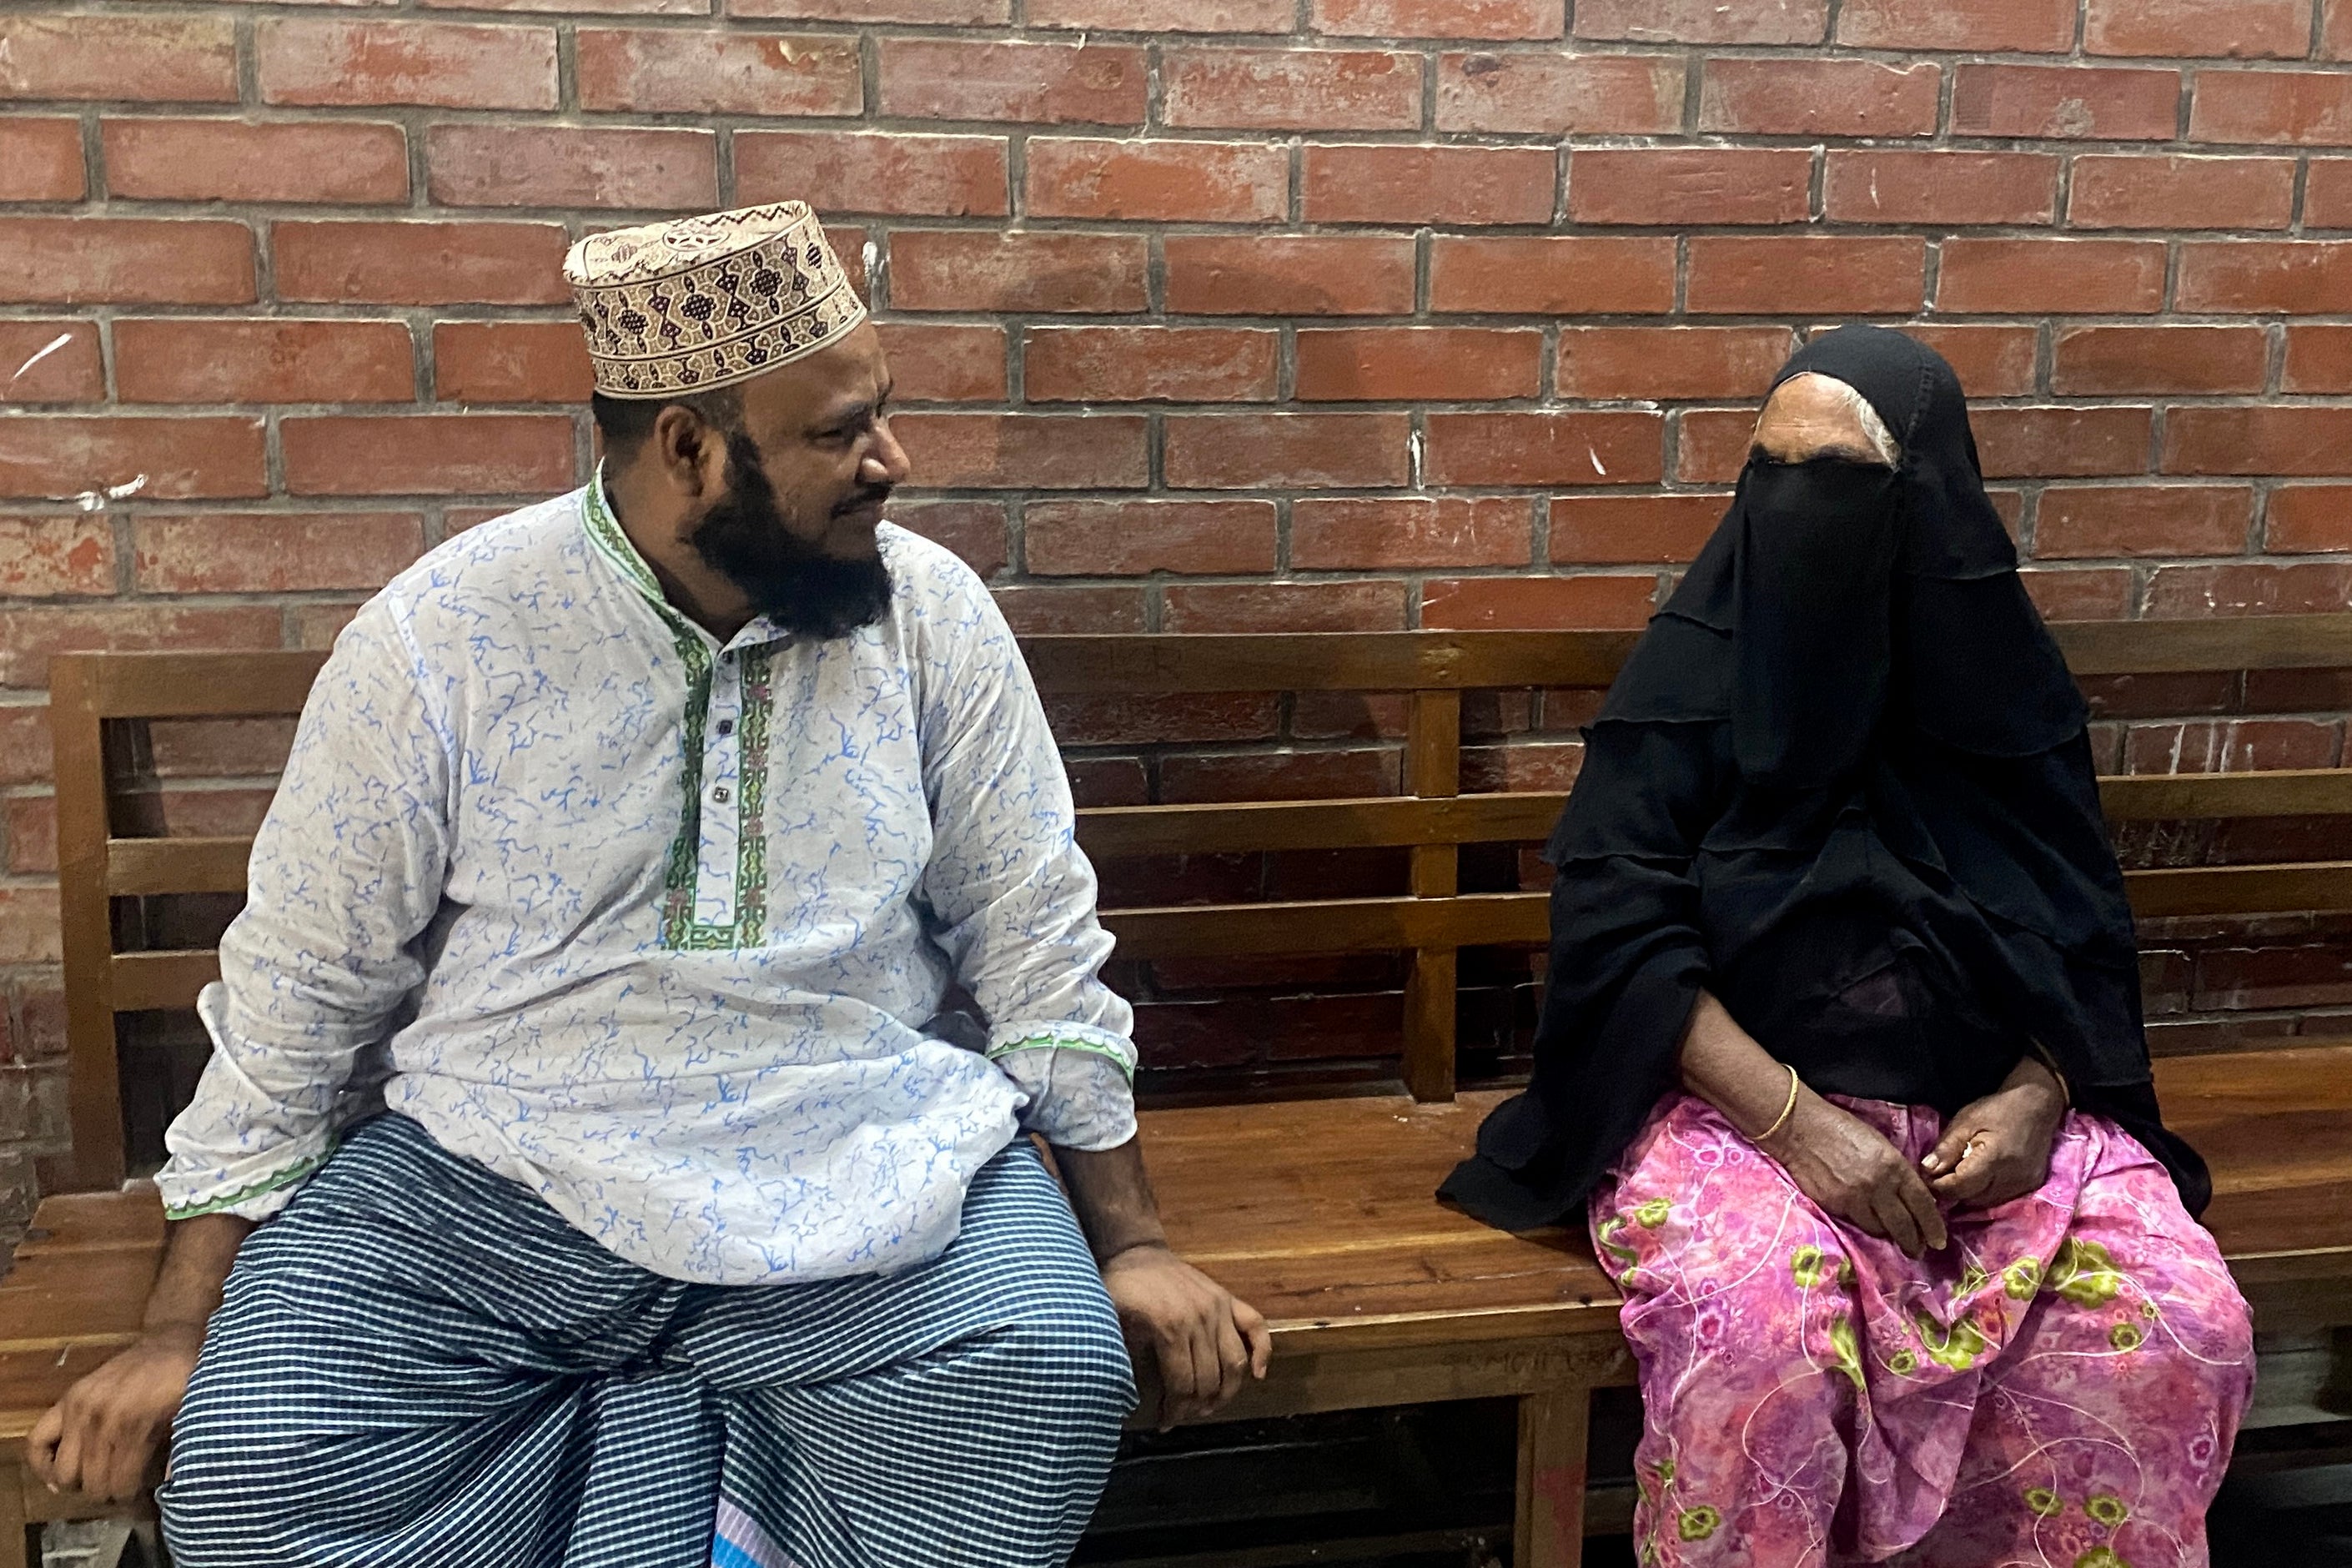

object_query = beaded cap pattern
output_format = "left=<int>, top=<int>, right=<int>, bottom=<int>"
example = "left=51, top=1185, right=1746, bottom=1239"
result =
left=563, top=204, right=867, bottom=400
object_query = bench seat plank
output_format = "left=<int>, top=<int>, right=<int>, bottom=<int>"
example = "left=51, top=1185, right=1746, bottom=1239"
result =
left=9, top=1043, right=2352, bottom=1453
left=1144, top=1091, right=1616, bottom=1340
left=10, top=1045, right=2352, bottom=1445
left=11, top=1185, right=163, bottom=1256
left=7, top=1070, right=2351, bottom=1494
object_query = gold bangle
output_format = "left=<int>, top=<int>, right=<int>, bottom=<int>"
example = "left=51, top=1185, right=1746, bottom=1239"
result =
left=1753, top=1063, right=1801, bottom=1143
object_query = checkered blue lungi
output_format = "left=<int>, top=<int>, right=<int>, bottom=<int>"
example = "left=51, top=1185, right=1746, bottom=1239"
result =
left=159, top=1113, right=1135, bottom=1568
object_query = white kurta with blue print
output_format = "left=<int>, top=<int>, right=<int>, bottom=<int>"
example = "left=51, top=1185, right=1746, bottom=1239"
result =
left=155, top=480, right=1138, bottom=1286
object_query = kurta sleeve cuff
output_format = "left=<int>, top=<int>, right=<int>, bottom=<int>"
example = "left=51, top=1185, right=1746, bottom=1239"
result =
left=155, top=1138, right=336, bottom=1223
left=987, top=1022, right=1138, bottom=1151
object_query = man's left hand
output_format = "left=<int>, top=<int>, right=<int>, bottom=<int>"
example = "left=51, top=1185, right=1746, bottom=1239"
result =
left=1920, top=1054, right=2068, bottom=1212
left=1101, top=1244, right=1270, bottom=1430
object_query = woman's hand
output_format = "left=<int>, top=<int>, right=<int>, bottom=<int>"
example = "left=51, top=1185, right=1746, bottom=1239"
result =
left=1761, top=1088, right=1948, bottom=1256
left=1676, top=989, right=1945, bottom=1255
left=1919, top=1054, right=2067, bottom=1211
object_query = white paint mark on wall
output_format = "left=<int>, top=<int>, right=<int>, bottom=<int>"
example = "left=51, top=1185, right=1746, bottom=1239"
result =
left=71, top=474, right=148, bottom=512
left=6, top=332, right=73, bottom=389
left=1408, top=426, right=1424, bottom=488
left=1586, top=443, right=1609, bottom=478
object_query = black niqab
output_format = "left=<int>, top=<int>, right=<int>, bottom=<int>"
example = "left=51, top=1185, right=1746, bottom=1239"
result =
left=1441, top=326, right=2208, bottom=1231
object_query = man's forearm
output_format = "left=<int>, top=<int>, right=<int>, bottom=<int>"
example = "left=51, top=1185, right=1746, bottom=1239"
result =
left=143, top=1213, right=254, bottom=1336
left=1053, top=1136, right=1168, bottom=1264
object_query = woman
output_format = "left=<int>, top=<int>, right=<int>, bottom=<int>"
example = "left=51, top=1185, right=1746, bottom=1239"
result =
left=1444, top=327, right=2253, bottom=1565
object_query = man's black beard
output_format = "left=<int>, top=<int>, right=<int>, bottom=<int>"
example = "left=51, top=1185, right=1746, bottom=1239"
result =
left=688, top=433, right=892, bottom=641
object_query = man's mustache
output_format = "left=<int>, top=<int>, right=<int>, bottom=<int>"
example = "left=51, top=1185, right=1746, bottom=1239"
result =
left=835, top=486, right=892, bottom=515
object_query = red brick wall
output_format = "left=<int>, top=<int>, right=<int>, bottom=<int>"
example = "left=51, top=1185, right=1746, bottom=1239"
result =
left=4, top=1, right=2352, bottom=1199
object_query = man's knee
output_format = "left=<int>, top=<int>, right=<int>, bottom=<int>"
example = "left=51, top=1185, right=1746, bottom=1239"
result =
left=157, top=1390, right=305, bottom=1565
left=992, top=1277, right=1138, bottom=1431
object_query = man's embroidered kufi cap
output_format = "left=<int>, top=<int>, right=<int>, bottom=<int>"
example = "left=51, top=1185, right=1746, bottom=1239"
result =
left=563, top=204, right=867, bottom=400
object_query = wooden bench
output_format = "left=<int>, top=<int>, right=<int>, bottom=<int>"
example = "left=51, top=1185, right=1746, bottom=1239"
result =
left=9, top=616, right=2352, bottom=1567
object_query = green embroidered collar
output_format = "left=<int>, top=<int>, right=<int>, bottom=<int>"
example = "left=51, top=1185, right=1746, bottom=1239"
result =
left=580, top=464, right=695, bottom=631
left=581, top=465, right=802, bottom=657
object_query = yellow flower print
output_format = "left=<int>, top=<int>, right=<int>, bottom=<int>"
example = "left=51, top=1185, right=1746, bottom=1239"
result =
left=2003, top=1258, right=2043, bottom=1299
left=2047, top=1237, right=2126, bottom=1308
left=2109, top=1320, right=2145, bottom=1352
left=2025, top=1487, right=2063, bottom=1518
left=1887, top=1347, right=1918, bottom=1375
left=1792, top=1244, right=1828, bottom=1288
left=1677, top=1505, right=1721, bottom=1542
left=1828, top=1314, right=1867, bottom=1389
left=1958, top=1263, right=1989, bottom=1295
left=2074, top=1548, right=2130, bottom=1568
left=1911, top=1309, right=1993, bottom=1372
left=2085, top=1494, right=2131, bottom=1527
left=1596, top=1217, right=1640, bottom=1282
left=1634, top=1197, right=1672, bottom=1229
left=1656, top=1457, right=1676, bottom=1484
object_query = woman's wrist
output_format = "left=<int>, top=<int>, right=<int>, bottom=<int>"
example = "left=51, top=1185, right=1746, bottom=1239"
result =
left=2023, top=1040, right=2071, bottom=1107
left=1998, top=1055, right=2069, bottom=1140
left=1745, top=1064, right=1802, bottom=1144
left=1676, top=991, right=1802, bottom=1139
left=2003, top=1051, right=2065, bottom=1103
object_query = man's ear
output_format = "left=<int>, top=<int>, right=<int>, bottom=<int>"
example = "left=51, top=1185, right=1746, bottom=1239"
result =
left=651, top=405, right=728, bottom=502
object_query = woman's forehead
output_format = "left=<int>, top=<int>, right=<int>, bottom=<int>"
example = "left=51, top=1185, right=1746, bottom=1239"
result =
left=1752, top=373, right=1897, bottom=464
left=1762, top=372, right=1865, bottom=418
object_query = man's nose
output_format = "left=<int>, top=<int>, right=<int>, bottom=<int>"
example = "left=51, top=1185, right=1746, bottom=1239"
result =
left=862, top=418, right=912, bottom=486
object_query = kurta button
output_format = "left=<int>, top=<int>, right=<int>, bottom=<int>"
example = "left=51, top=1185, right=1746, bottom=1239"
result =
left=711, top=786, right=731, bottom=804
left=716, top=719, right=735, bottom=736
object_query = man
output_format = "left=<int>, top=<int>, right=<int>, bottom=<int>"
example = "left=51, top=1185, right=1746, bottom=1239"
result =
left=29, top=204, right=1269, bottom=1567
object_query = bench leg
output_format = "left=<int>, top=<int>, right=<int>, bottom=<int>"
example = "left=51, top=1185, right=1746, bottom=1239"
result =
left=1515, top=1387, right=1590, bottom=1568
left=0, top=1471, right=28, bottom=1568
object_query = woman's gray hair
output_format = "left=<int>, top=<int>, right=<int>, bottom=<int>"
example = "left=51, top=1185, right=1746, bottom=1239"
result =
left=1819, top=376, right=1901, bottom=465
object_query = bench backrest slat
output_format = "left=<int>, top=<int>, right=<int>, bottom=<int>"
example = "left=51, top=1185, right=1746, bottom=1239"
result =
left=73, top=651, right=329, bottom=720
left=85, top=854, right=2352, bottom=1023
left=107, top=837, right=251, bottom=897
left=1019, top=616, right=2352, bottom=690
left=48, top=616, right=2352, bottom=715
left=91, top=770, right=2352, bottom=899
left=48, top=618, right=2352, bottom=1193
left=1020, top=631, right=1641, bottom=693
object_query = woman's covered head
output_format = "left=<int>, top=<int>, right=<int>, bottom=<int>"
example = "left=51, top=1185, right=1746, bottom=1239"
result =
left=1646, top=323, right=2085, bottom=792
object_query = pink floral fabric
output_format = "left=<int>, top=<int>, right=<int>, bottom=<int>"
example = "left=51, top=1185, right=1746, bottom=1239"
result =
left=1591, top=1092, right=2254, bottom=1566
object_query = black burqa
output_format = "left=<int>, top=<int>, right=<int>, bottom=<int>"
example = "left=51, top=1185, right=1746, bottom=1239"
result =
left=1440, top=325, right=2209, bottom=1233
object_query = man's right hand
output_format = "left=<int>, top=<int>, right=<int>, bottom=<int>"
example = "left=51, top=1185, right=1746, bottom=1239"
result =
left=1763, top=1088, right=1947, bottom=1257
left=27, top=1323, right=204, bottom=1502
left=27, top=1208, right=252, bottom=1503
